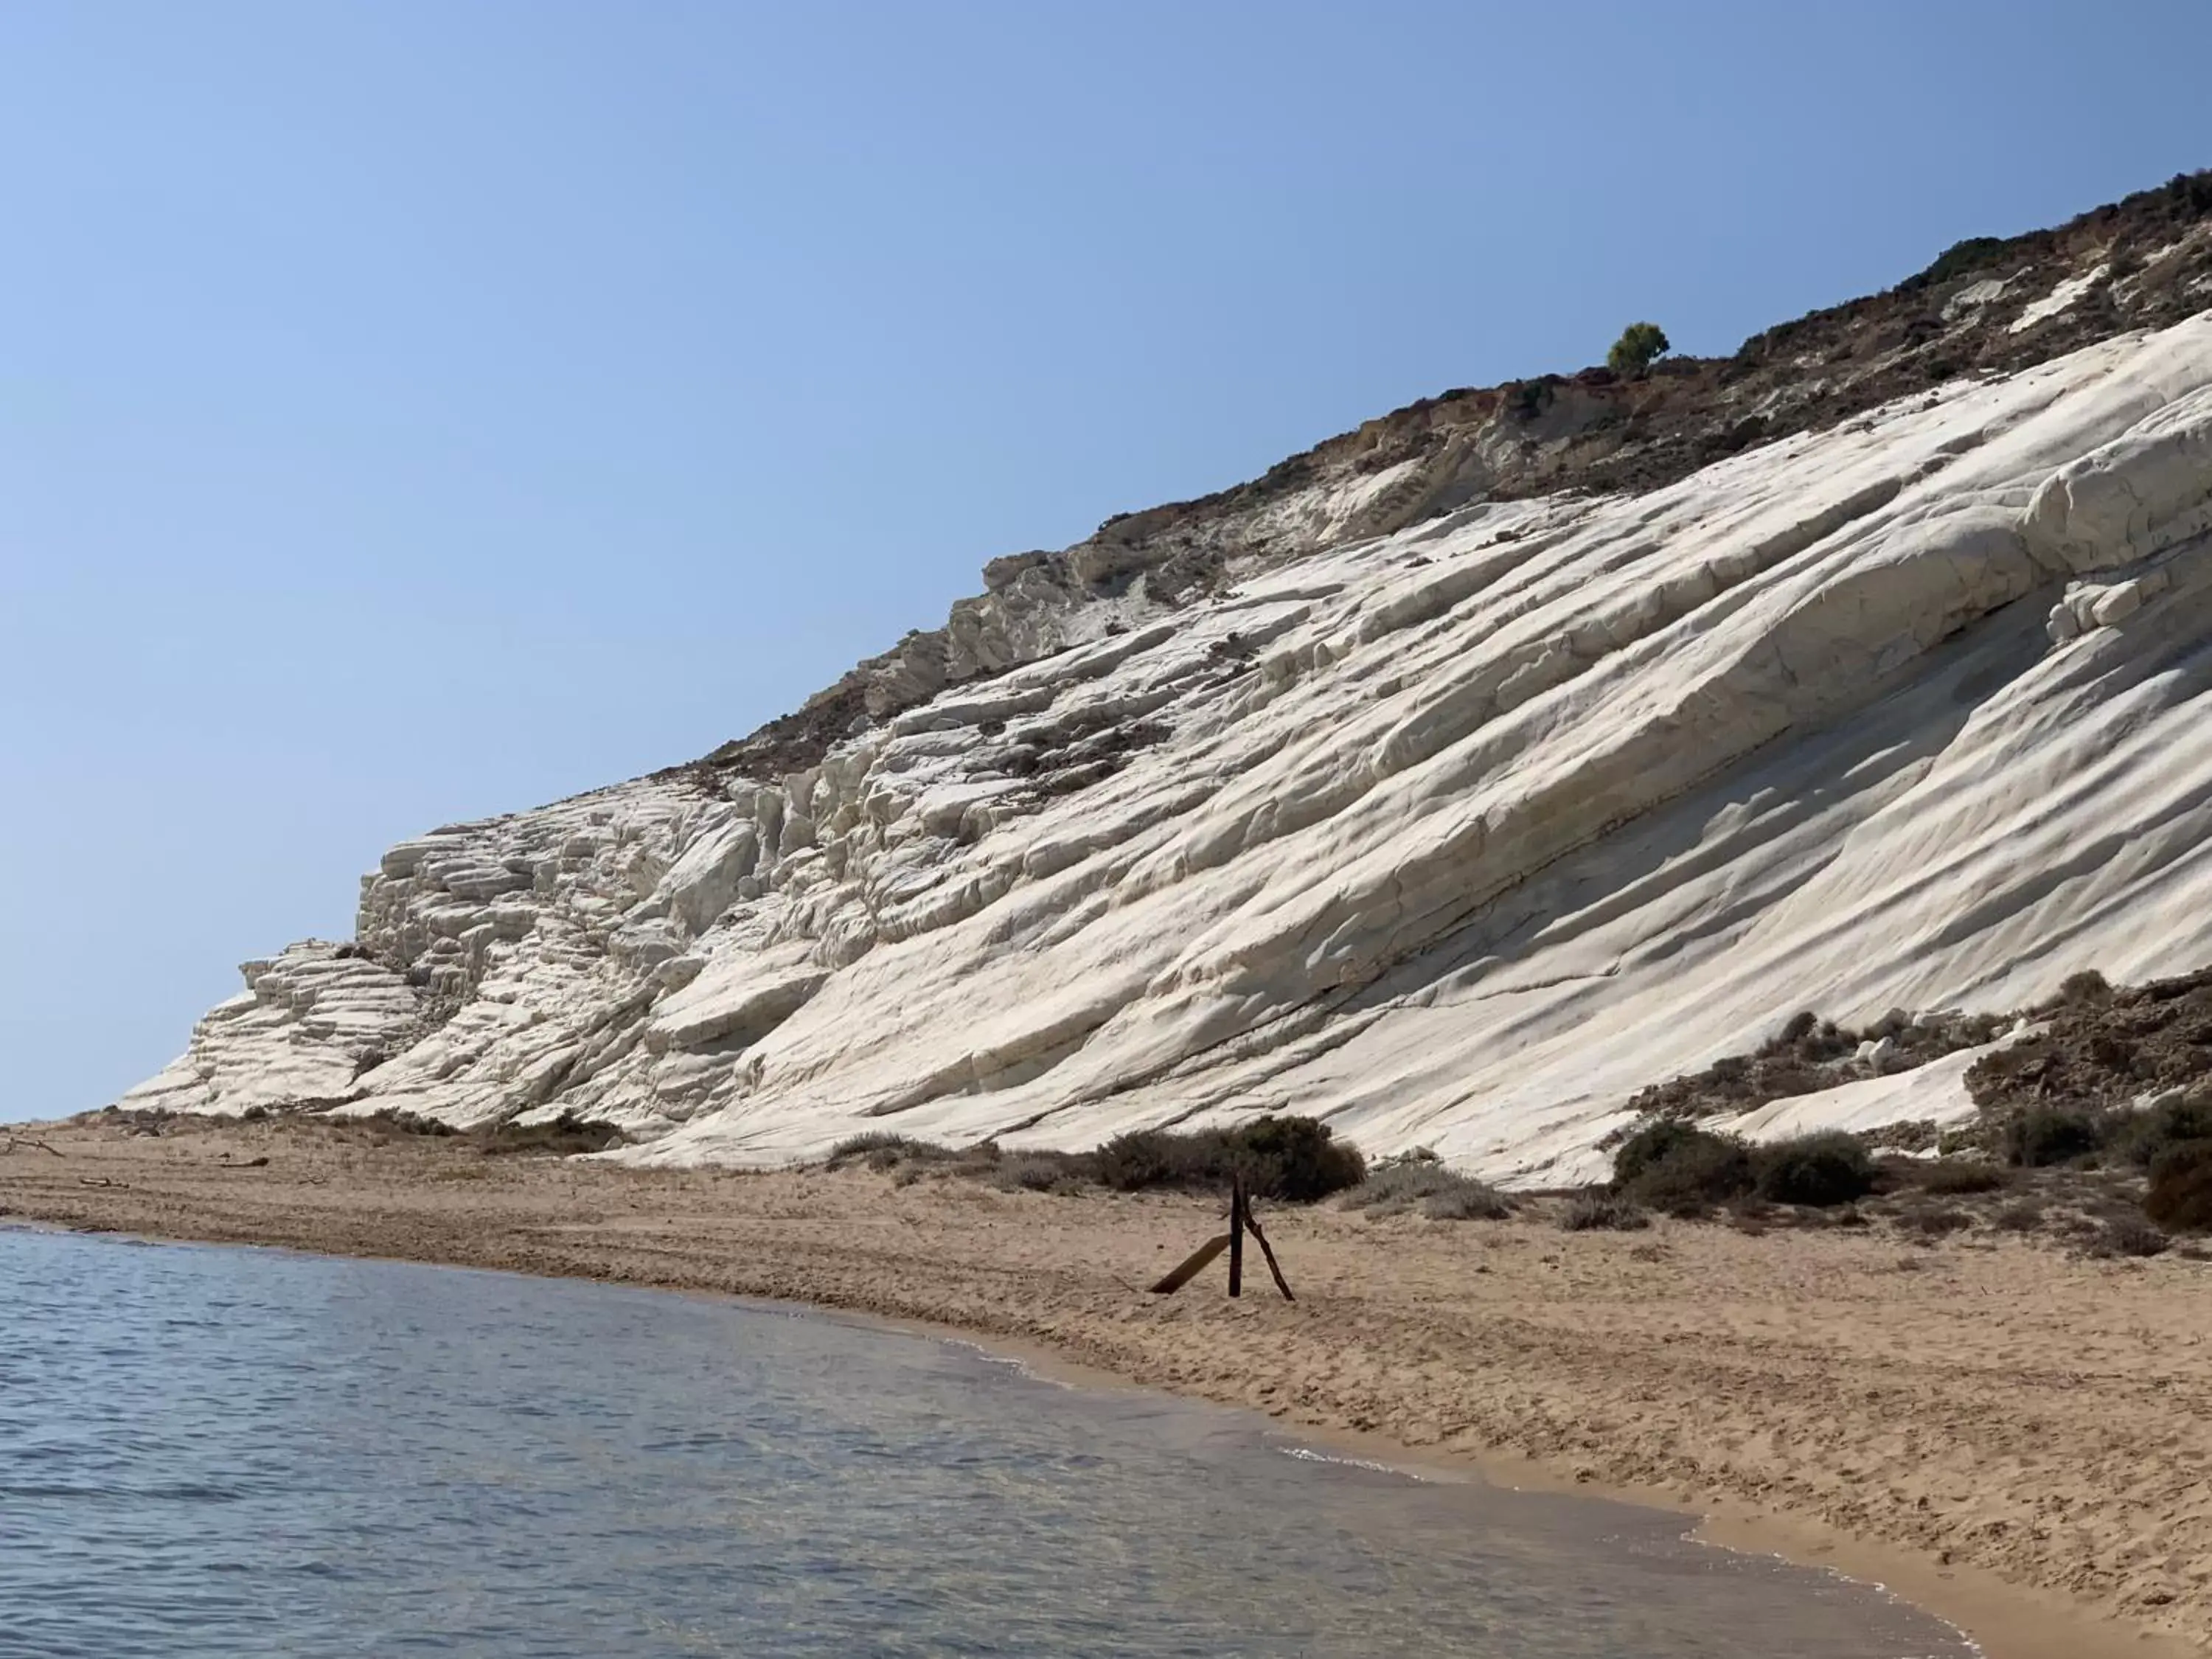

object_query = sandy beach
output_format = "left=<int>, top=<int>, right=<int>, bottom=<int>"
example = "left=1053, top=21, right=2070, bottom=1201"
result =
left=4, top=1112, right=2205, bottom=1659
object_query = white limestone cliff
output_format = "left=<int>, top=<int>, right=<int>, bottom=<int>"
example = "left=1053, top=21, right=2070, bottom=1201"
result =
left=123, top=303, right=2212, bottom=1184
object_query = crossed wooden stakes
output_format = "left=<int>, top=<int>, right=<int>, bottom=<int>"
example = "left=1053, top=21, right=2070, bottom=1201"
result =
left=1147, top=1172, right=1295, bottom=1301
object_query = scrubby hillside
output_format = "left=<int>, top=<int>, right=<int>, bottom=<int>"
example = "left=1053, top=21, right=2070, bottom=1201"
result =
left=122, top=173, right=2212, bottom=1183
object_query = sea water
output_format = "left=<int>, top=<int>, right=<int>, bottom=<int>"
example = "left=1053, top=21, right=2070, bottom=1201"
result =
left=0, top=1227, right=1972, bottom=1658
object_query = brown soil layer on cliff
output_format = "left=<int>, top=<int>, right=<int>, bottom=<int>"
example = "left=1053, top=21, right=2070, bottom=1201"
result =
left=4, top=1113, right=2207, bottom=1658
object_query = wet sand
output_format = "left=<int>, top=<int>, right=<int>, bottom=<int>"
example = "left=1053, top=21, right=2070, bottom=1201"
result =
left=4, top=1113, right=2205, bottom=1658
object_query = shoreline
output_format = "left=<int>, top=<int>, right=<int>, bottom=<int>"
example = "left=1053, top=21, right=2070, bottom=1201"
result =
left=0, top=1215, right=2006, bottom=1658
left=827, top=1304, right=2165, bottom=1659
left=4, top=1113, right=2205, bottom=1658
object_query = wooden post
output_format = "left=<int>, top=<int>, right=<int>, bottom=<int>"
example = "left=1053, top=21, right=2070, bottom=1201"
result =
left=1228, top=1172, right=1245, bottom=1298
left=1244, top=1212, right=1295, bottom=1303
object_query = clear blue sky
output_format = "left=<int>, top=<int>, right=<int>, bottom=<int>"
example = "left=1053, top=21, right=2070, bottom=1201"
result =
left=4, top=0, right=2206, bottom=1121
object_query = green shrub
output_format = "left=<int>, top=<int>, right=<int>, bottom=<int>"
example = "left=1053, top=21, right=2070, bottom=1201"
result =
left=2113, top=1096, right=2212, bottom=1169
left=1613, top=1120, right=1753, bottom=1214
left=1750, top=1132, right=1877, bottom=1206
left=1606, top=321, right=1670, bottom=376
left=2003, top=1107, right=2104, bottom=1166
left=1907, top=235, right=2009, bottom=291
left=1612, top=1119, right=1715, bottom=1184
left=1503, top=377, right=1558, bottom=419
left=2145, top=1139, right=2212, bottom=1232
left=1092, top=1130, right=1180, bottom=1191
left=1233, top=1115, right=1366, bottom=1200
left=1093, top=1116, right=1365, bottom=1203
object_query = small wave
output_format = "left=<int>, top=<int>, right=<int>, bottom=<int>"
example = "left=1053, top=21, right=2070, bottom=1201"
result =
left=1681, top=1534, right=1985, bottom=1659
left=937, top=1338, right=1074, bottom=1389
left=1274, top=1445, right=1428, bottom=1481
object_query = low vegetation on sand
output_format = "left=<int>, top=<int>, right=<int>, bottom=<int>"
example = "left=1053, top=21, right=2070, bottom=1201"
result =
left=823, top=1115, right=1367, bottom=1203
left=100, top=1102, right=631, bottom=1156
left=1609, top=1120, right=1878, bottom=1215
left=822, top=1092, right=2212, bottom=1259
left=1562, top=1095, right=2212, bottom=1257
left=2146, top=1140, right=2212, bottom=1232
left=1600, top=963, right=2212, bottom=1248
left=1338, top=1150, right=1514, bottom=1220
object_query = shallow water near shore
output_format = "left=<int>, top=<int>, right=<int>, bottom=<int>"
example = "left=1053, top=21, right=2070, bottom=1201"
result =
left=0, top=1227, right=1972, bottom=1658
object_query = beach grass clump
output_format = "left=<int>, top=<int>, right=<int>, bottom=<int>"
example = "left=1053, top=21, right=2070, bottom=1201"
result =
left=478, top=1114, right=628, bottom=1156
left=2144, top=1139, right=2212, bottom=1232
left=993, top=1155, right=1084, bottom=1195
left=1342, top=1152, right=1513, bottom=1220
left=824, top=1132, right=959, bottom=1173
left=1898, top=1203, right=1973, bottom=1239
left=1419, top=1180, right=1517, bottom=1221
left=1908, top=1158, right=2011, bottom=1195
left=1559, top=1189, right=1649, bottom=1231
left=1749, top=1132, right=1877, bottom=1206
left=343, top=1107, right=461, bottom=1143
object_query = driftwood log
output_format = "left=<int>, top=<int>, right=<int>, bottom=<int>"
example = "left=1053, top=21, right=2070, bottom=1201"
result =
left=1148, top=1233, right=1231, bottom=1295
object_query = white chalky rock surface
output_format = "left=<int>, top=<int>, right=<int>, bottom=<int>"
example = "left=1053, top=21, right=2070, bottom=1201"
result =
left=125, top=316, right=2212, bottom=1184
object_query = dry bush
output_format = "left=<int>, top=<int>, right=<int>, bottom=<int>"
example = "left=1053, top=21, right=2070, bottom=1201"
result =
left=1559, top=1190, right=1649, bottom=1231
left=477, top=1115, right=627, bottom=1157
left=994, top=1155, right=1083, bottom=1195
left=1909, top=1159, right=2010, bottom=1195
left=2145, top=1139, right=2212, bottom=1232
left=1898, top=1203, right=1973, bottom=1239
left=2104, top=1216, right=2170, bottom=1258
left=824, top=1133, right=958, bottom=1173
left=1343, top=1155, right=1512, bottom=1220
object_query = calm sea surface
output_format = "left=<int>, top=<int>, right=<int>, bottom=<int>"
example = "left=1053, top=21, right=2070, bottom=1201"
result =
left=0, top=1226, right=1972, bottom=1658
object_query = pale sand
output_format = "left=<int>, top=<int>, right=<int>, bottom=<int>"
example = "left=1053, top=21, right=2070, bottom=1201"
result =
left=4, top=1114, right=2205, bottom=1658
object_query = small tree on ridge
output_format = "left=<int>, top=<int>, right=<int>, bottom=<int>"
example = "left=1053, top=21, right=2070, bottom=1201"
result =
left=1607, top=321, right=1670, bottom=376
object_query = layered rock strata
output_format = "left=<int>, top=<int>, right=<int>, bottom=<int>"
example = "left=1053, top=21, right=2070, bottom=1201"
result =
left=126, top=190, right=2212, bottom=1182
